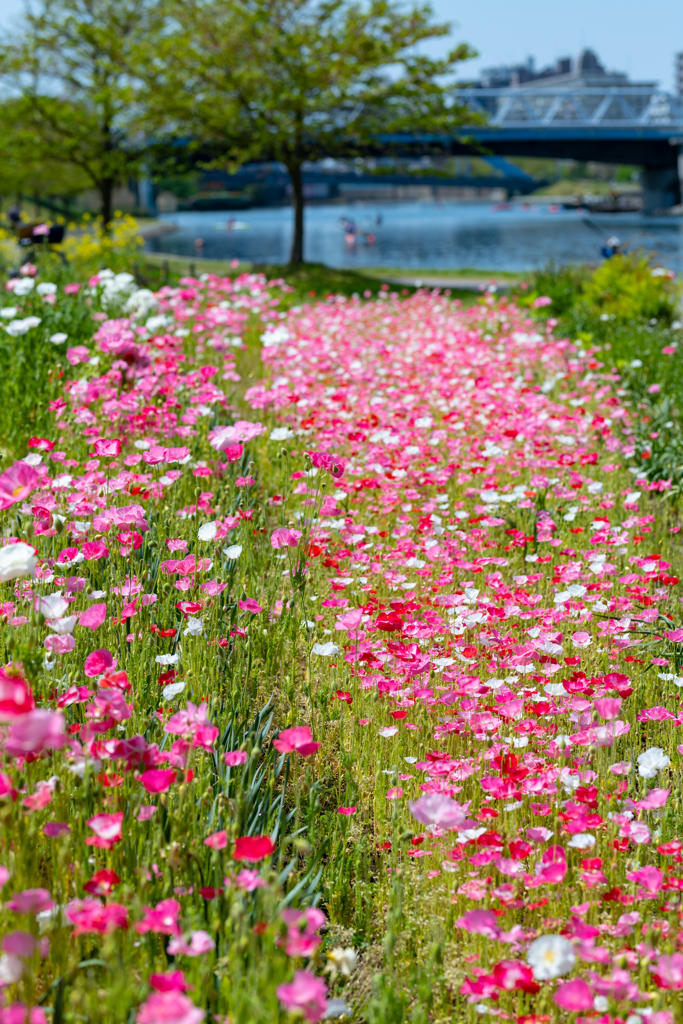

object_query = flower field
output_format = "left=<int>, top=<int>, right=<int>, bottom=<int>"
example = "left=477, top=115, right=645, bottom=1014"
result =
left=1, top=263, right=683, bottom=1024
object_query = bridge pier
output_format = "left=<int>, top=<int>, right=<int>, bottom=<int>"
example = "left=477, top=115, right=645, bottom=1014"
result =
left=640, top=162, right=682, bottom=213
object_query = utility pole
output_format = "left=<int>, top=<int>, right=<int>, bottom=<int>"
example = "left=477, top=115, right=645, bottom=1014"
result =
left=676, top=52, right=683, bottom=98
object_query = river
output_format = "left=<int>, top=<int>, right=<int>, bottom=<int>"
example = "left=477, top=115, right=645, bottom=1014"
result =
left=146, top=201, right=683, bottom=273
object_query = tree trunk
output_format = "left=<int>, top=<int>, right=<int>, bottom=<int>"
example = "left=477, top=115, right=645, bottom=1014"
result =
left=100, top=179, right=114, bottom=232
left=288, top=161, right=305, bottom=265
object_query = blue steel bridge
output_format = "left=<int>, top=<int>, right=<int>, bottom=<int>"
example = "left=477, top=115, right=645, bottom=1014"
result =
left=379, top=70, right=683, bottom=211
left=168, top=51, right=683, bottom=213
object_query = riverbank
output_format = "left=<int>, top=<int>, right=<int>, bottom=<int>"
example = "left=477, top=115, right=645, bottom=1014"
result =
left=140, top=250, right=520, bottom=299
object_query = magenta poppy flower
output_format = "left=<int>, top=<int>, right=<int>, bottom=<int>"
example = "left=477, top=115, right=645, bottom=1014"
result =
left=221, top=444, right=244, bottom=463
left=92, top=438, right=122, bottom=458
left=0, top=666, right=35, bottom=721
left=66, top=898, right=128, bottom=937
left=238, top=598, right=263, bottom=614
left=149, top=971, right=191, bottom=993
left=43, top=822, right=71, bottom=838
left=305, top=450, right=345, bottom=479
left=84, top=648, right=114, bottom=677
left=233, top=835, right=275, bottom=862
left=273, top=725, right=320, bottom=756
left=0, top=461, right=39, bottom=510
left=139, top=769, right=177, bottom=794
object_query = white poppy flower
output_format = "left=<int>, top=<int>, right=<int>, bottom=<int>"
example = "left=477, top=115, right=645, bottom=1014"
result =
left=527, top=935, right=576, bottom=980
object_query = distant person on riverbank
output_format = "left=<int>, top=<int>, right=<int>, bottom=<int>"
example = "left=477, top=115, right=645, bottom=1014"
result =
left=601, top=235, right=622, bottom=259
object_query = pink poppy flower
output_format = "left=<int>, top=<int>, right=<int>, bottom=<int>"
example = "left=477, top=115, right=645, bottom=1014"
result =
left=5, top=709, right=65, bottom=757
left=651, top=953, right=683, bottom=990
left=167, top=930, right=215, bottom=956
left=305, top=450, right=345, bottom=479
left=7, top=888, right=54, bottom=915
left=84, top=648, right=114, bottom=677
left=553, top=978, right=594, bottom=1011
left=224, top=750, right=248, bottom=766
left=43, top=822, right=71, bottom=838
left=221, top=444, right=244, bottom=463
left=83, top=868, right=121, bottom=897
left=66, top=899, right=128, bottom=936
left=0, top=462, right=39, bottom=510
left=276, top=970, right=328, bottom=1023
left=92, top=438, right=122, bottom=458
left=594, top=697, right=622, bottom=720
left=232, top=869, right=267, bottom=892
left=270, top=528, right=302, bottom=549
left=203, top=830, right=228, bottom=850
left=135, top=899, right=181, bottom=936
left=81, top=541, right=109, bottom=561
left=136, top=991, right=205, bottom=1024
left=238, top=598, right=263, bottom=613
left=85, top=812, right=123, bottom=849
left=409, top=794, right=466, bottom=829
left=44, top=635, right=76, bottom=654
left=149, top=972, right=191, bottom=993
left=273, top=725, right=320, bottom=756
left=79, top=603, right=107, bottom=630
left=0, top=666, right=35, bottom=721
left=455, top=909, right=500, bottom=939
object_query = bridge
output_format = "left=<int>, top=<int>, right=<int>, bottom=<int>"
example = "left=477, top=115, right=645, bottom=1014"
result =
left=151, top=51, right=683, bottom=213
left=455, top=84, right=683, bottom=211
left=378, top=86, right=683, bottom=211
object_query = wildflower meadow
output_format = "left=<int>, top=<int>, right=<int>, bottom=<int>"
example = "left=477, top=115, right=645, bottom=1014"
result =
left=2, top=254, right=683, bottom=1024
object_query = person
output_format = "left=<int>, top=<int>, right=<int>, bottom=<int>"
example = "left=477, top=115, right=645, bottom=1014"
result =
left=8, top=202, right=20, bottom=229
left=600, top=235, right=622, bottom=259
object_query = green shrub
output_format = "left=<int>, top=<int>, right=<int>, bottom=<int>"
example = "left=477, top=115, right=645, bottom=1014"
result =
left=582, top=252, right=680, bottom=322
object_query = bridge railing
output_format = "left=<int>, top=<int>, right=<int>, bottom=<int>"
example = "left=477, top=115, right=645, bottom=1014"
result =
left=457, top=86, right=683, bottom=129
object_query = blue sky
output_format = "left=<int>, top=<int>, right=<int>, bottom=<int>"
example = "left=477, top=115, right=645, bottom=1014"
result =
left=0, top=0, right=681, bottom=90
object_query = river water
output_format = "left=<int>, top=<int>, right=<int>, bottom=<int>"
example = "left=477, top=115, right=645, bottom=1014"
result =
left=146, top=202, right=683, bottom=273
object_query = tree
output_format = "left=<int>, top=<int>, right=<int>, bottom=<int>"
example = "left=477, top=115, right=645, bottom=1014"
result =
left=0, top=98, right=91, bottom=215
left=0, top=0, right=160, bottom=226
left=151, top=0, right=477, bottom=264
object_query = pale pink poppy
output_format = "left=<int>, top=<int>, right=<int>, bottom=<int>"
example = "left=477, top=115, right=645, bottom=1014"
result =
left=276, top=970, right=328, bottom=1022
left=270, top=528, right=302, bottom=549
left=224, top=750, right=248, bottom=766
left=0, top=462, right=39, bottom=509
left=136, top=991, right=205, bottom=1024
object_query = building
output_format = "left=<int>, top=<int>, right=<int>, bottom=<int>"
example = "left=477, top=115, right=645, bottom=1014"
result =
left=477, top=49, right=649, bottom=91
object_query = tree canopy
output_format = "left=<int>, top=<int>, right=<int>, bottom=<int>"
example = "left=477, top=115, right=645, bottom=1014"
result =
left=148, top=0, right=477, bottom=262
left=0, top=0, right=161, bottom=225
